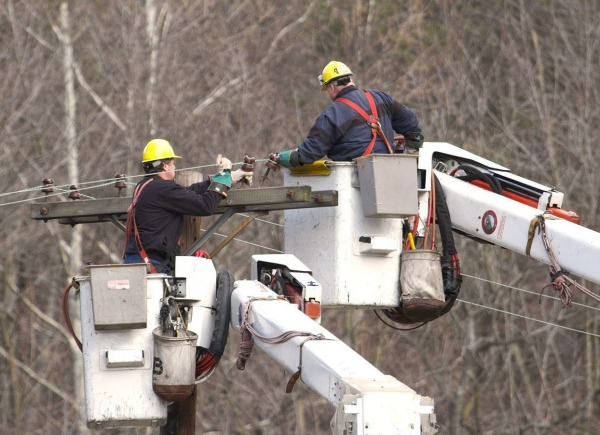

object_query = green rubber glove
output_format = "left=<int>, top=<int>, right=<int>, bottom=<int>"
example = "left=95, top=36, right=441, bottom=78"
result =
left=208, top=170, right=232, bottom=197
left=268, top=150, right=300, bottom=169
left=404, top=132, right=424, bottom=149
left=278, top=150, right=293, bottom=168
left=211, top=171, right=232, bottom=187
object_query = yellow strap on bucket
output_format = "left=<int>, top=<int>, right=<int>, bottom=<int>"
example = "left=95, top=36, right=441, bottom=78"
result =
left=288, top=160, right=331, bottom=176
left=407, top=233, right=416, bottom=250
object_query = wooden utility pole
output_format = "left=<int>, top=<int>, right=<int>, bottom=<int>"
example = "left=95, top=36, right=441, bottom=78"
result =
left=179, top=172, right=204, bottom=251
left=160, top=386, right=196, bottom=435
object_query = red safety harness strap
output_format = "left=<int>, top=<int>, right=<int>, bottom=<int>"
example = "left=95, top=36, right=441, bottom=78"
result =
left=124, top=178, right=158, bottom=273
left=336, top=90, right=394, bottom=155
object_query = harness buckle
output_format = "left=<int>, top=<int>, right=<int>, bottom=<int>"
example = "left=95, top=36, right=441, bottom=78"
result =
left=366, top=115, right=382, bottom=132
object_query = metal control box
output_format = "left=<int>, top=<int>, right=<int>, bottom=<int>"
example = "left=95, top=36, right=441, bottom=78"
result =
left=78, top=271, right=168, bottom=429
left=78, top=258, right=218, bottom=429
left=89, top=264, right=147, bottom=330
left=355, top=154, right=418, bottom=218
left=284, top=162, right=403, bottom=308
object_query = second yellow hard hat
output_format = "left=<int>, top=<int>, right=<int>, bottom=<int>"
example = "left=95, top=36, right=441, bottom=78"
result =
left=318, top=61, right=353, bottom=91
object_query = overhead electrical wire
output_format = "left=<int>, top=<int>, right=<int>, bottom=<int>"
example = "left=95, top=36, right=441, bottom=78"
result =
left=461, top=273, right=600, bottom=312
left=199, top=228, right=284, bottom=253
left=0, top=181, right=120, bottom=206
left=211, top=217, right=600, bottom=315
left=457, top=299, right=600, bottom=339
left=0, top=159, right=272, bottom=207
left=218, top=235, right=600, bottom=337
left=226, top=214, right=600, bottom=315
left=235, top=212, right=284, bottom=228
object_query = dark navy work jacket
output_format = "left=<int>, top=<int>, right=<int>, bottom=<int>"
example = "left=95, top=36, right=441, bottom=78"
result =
left=297, top=86, right=420, bottom=163
left=125, top=176, right=222, bottom=263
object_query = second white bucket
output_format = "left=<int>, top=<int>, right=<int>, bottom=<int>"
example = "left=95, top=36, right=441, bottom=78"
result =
left=152, top=327, right=198, bottom=402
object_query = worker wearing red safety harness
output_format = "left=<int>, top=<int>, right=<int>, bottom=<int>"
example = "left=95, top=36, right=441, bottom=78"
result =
left=123, top=139, right=253, bottom=273
left=267, top=61, right=423, bottom=168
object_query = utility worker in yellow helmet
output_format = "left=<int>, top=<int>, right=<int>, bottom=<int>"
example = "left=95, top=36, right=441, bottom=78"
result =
left=267, top=61, right=422, bottom=168
left=123, top=139, right=254, bottom=273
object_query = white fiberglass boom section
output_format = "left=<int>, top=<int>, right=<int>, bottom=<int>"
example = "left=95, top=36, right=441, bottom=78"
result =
left=230, top=280, right=438, bottom=435
left=436, top=171, right=600, bottom=285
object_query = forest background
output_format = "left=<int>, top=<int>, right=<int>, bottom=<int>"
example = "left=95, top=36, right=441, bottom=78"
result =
left=2, top=0, right=600, bottom=434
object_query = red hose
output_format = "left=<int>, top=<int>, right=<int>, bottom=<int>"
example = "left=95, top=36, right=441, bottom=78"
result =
left=431, top=170, right=437, bottom=250
left=62, top=282, right=82, bottom=352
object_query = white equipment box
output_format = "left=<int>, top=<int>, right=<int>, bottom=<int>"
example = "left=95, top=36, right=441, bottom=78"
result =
left=284, top=159, right=412, bottom=308
left=78, top=264, right=168, bottom=429
left=355, top=154, right=418, bottom=217
left=77, top=258, right=219, bottom=429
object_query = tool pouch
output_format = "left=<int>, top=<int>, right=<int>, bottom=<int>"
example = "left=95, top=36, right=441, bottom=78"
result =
left=398, top=250, right=446, bottom=322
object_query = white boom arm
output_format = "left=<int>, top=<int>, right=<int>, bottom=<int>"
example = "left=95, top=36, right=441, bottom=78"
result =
left=230, top=279, right=437, bottom=435
left=419, top=142, right=600, bottom=286
left=437, top=172, right=600, bottom=285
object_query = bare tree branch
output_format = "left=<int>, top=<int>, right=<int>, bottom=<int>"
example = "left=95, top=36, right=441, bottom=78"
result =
left=73, top=62, right=127, bottom=132
left=192, top=0, right=317, bottom=116
left=0, top=344, right=75, bottom=406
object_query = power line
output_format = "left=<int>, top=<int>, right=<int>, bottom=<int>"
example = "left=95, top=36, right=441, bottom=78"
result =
left=234, top=212, right=284, bottom=228
left=0, top=159, right=271, bottom=205
left=199, top=228, right=284, bottom=253
left=456, top=299, right=600, bottom=339
left=0, top=181, right=118, bottom=206
left=461, top=273, right=600, bottom=312
left=203, top=227, right=600, bottom=337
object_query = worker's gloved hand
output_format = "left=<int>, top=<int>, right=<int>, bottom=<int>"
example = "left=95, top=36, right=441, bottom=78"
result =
left=231, top=168, right=253, bottom=185
left=267, top=153, right=282, bottom=171
left=267, top=149, right=300, bottom=169
left=216, top=154, right=232, bottom=172
left=208, top=171, right=231, bottom=197
left=231, top=155, right=255, bottom=185
left=404, top=131, right=424, bottom=149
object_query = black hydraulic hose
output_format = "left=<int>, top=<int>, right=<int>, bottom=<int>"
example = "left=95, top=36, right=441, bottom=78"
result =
left=208, top=270, right=234, bottom=356
left=434, top=173, right=456, bottom=258
left=456, top=173, right=502, bottom=195
left=434, top=173, right=462, bottom=315
left=455, top=164, right=502, bottom=195
left=492, top=175, right=542, bottom=201
left=463, top=163, right=502, bottom=193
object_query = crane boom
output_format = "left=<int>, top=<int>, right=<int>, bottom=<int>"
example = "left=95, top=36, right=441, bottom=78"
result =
left=230, top=279, right=437, bottom=435
left=437, top=171, right=600, bottom=285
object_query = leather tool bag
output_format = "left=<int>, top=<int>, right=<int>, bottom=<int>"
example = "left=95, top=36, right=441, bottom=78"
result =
left=399, top=249, right=446, bottom=322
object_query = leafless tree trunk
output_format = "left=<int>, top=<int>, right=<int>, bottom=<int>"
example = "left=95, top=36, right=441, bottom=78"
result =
left=57, top=2, right=85, bottom=431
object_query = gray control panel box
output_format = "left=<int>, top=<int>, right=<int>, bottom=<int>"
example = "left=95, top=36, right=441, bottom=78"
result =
left=355, top=154, right=418, bottom=218
left=88, top=264, right=148, bottom=330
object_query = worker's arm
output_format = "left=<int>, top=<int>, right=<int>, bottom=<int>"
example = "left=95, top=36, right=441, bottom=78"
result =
left=155, top=181, right=223, bottom=216
left=388, top=100, right=424, bottom=149
left=268, top=150, right=301, bottom=169
left=295, top=114, right=339, bottom=164
left=389, top=100, right=419, bottom=133
left=268, top=114, right=338, bottom=169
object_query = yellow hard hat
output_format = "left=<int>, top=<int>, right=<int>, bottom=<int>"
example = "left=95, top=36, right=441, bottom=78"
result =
left=318, top=61, right=353, bottom=91
left=142, top=139, right=181, bottom=163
